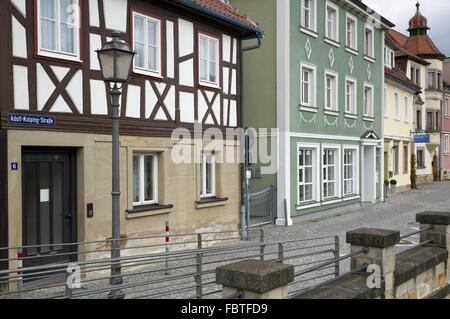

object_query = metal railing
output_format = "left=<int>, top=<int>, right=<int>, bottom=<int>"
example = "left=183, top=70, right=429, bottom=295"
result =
left=249, top=186, right=277, bottom=227
left=0, top=230, right=339, bottom=299
left=397, top=226, right=434, bottom=255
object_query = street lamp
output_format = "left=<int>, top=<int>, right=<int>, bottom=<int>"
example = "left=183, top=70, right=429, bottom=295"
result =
left=97, top=31, right=135, bottom=299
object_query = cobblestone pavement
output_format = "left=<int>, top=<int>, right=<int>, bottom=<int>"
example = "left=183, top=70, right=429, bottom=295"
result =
left=263, top=182, right=450, bottom=257
left=4, top=182, right=449, bottom=299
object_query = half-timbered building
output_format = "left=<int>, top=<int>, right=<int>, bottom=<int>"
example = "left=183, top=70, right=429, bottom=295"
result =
left=0, top=0, right=262, bottom=267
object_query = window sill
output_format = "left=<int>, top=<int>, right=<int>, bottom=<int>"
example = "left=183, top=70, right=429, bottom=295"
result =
left=132, top=68, right=163, bottom=79
left=299, top=27, right=318, bottom=38
left=345, top=46, right=358, bottom=56
left=363, top=55, right=375, bottom=63
left=324, top=37, right=340, bottom=48
left=196, top=197, right=228, bottom=209
left=322, top=197, right=342, bottom=205
left=296, top=201, right=321, bottom=210
left=363, top=116, right=375, bottom=122
left=343, top=195, right=360, bottom=202
left=36, top=51, right=83, bottom=65
left=199, top=81, right=221, bottom=91
left=299, top=105, right=318, bottom=113
left=344, top=113, right=357, bottom=119
left=324, top=110, right=339, bottom=117
left=126, top=204, right=174, bottom=219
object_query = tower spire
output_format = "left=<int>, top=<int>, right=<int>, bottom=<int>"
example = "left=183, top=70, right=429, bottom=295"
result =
left=416, top=1, right=420, bottom=11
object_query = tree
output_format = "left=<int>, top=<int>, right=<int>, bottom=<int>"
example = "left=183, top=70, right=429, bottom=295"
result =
left=411, top=153, right=417, bottom=189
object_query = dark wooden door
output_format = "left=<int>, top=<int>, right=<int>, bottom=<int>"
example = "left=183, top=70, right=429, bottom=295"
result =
left=22, top=150, right=76, bottom=268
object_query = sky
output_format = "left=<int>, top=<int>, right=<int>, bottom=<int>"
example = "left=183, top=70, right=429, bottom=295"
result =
left=363, top=0, right=450, bottom=56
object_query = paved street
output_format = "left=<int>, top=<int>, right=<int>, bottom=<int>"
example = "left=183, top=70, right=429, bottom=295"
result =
left=263, top=182, right=450, bottom=256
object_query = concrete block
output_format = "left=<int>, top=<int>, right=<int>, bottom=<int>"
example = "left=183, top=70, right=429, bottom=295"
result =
left=347, top=228, right=400, bottom=248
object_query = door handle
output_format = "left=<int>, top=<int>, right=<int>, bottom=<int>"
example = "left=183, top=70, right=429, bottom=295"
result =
left=66, top=214, right=72, bottom=221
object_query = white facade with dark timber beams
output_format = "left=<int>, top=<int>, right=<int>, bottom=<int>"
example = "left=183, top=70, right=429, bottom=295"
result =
left=0, top=0, right=263, bottom=269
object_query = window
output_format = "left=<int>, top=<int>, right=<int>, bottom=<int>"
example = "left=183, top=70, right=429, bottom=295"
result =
left=384, top=47, right=395, bottom=68
left=133, top=154, right=158, bottom=206
left=301, top=0, right=316, bottom=32
left=428, top=71, right=435, bottom=90
left=343, top=149, right=357, bottom=196
left=444, top=135, right=450, bottom=154
left=417, top=149, right=425, bottom=168
left=426, top=111, right=433, bottom=131
left=345, top=78, right=356, bottom=114
left=298, top=148, right=314, bottom=203
left=133, top=12, right=161, bottom=76
left=300, top=64, right=316, bottom=107
left=346, top=14, right=357, bottom=50
left=436, top=112, right=440, bottom=131
left=325, top=2, right=338, bottom=42
left=363, top=84, right=373, bottom=117
left=37, top=0, right=80, bottom=60
left=325, top=71, right=338, bottom=111
left=393, top=146, right=399, bottom=175
left=200, top=152, right=216, bottom=198
left=364, top=26, right=374, bottom=58
left=199, top=34, right=219, bottom=86
left=445, top=98, right=449, bottom=117
left=416, top=110, right=422, bottom=131
left=404, top=96, right=409, bottom=123
left=323, top=149, right=337, bottom=199
left=394, top=92, right=400, bottom=120
left=410, top=65, right=421, bottom=86
left=403, top=145, right=409, bottom=174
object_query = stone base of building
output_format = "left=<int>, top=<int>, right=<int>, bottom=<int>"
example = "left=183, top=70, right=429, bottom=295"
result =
left=416, top=175, right=434, bottom=185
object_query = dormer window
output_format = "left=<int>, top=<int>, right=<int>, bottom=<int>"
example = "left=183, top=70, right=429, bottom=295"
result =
left=384, top=47, right=395, bottom=68
left=37, top=0, right=81, bottom=61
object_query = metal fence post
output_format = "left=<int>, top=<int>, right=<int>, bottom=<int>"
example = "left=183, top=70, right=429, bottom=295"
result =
left=16, top=249, right=23, bottom=300
left=165, top=221, right=170, bottom=275
left=195, top=234, right=203, bottom=299
left=65, top=271, right=73, bottom=299
left=259, top=229, right=265, bottom=261
left=277, top=243, right=284, bottom=263
left=334, top=236, right=340, bottom=277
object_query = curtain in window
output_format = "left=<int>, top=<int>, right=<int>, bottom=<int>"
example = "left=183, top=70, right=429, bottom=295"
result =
left=60, top=0, right=76, bottom=54
left=133, top=156, right=140, bottom=203
left=147, top=20, right=158, bottom=71
left=199, top=37, right=208, bottom=81
left=134, top=16, right=145, bottom=68
left=40, top=0, right=56, bottom=51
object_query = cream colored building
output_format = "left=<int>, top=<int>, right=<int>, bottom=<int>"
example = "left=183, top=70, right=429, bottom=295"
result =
left=383, top=40, right=421, bottom=193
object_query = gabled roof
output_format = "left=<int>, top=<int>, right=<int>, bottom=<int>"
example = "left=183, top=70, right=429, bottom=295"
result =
left=404, top=35, right=446, bottom=61
left=386, top=29, right=429, bottom=66
left=385, top=67, right=421, bottom=93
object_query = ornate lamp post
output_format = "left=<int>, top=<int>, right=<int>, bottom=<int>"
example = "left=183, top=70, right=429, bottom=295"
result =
left=96, top=31, right=135, bottom=299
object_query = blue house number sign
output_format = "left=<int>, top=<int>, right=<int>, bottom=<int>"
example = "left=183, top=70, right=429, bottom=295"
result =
left=11, top=163, right=19, bottom=171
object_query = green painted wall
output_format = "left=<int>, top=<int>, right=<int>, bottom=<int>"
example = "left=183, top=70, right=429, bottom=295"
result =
left=290, top=0, right=383, bottom=137
left=231, top=0, right=277, bottom=192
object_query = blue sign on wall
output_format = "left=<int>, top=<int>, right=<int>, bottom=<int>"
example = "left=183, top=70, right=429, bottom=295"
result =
left=7, top=114, right=56, bottom=126
left=414, top=135, right=431, bottom=144
left=11, top=163, right=18, bottom=171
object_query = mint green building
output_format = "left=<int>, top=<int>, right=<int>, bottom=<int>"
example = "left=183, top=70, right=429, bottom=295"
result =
left=232, top=0, right=394, bottom=225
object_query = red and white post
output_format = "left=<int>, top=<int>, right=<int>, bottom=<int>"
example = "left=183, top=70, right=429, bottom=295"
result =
left=165, top=221, right=170, bottom=275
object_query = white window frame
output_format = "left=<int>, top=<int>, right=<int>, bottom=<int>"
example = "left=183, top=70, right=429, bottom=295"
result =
left=394, top=92, right=400, bottom=121
left=445, top=98, right=450, bottom=118
left=384, top=47, right=395, bottom=68
left=325, top=1, right=339, bottom=43
left=324, top=70, right=338, bottom=112
left=297, top=143, right=320, bottom=207
left=198, top=33, right=220, bottom=88
left=322, top=144, right=341, bottom=201
left=132, top=12, right=162, bottom=77
left=444, top=135, right=450, bottom=154
left=200, top=152, right=216, bottom=199
left=363, top=83, right=374, bottom=118
left=37, top=0, right=81, bottom=62
left=300, top=0, right=317, bottom=34
left=364, top=24, right=374, bottom=59
left=133, top=153, right=158, bottom=206
left=345, top=76, right=357, bottom=115
left=343, top=146, right=359, bottom=197
left=404, top=96, right=409, bottom=123
left=300, top=62, right=317, bottom=108
left=345, top=13, right=358, bottom=52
